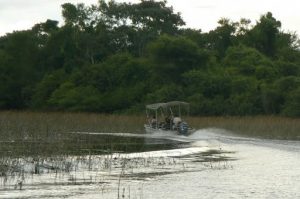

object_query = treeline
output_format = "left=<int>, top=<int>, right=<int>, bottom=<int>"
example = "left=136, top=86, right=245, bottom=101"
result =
left=0, top=0, right=300, bottom=116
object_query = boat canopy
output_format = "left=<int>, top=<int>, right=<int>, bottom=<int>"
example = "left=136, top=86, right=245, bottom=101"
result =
left=146, top=101, right=189, bottom=110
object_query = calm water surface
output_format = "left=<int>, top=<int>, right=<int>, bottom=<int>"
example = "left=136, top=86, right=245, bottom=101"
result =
left=1, top=129, right=299, bottom=198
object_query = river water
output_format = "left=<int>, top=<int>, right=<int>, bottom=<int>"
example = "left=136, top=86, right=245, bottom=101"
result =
left=1, top=129, right=300, bottom=198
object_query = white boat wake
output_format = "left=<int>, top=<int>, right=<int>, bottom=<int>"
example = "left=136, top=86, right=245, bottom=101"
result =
left=70, top=128, right=226, bottom=144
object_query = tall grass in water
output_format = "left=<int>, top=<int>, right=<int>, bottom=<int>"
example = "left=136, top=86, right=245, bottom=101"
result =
left=0, top=111, right=147, bottom=190
left=189, top=116, right=300, bottom=140
left=1, top=111, right=299, bottom=142
left=0, top=111, right=146, bottom=158
left=0, top=111, right=145, bottom=139
left=1, top=111, right=297, bottom=192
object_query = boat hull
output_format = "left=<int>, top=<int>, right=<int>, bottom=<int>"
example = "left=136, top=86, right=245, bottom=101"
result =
left=144, top=124, right=195, bottom=136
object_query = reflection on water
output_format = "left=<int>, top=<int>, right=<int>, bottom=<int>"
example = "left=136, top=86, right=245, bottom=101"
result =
left=1, top=129, right=300, bottom=199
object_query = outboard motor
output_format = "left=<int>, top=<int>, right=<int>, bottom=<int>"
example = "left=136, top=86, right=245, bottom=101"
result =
left=178, top=122, right=189, bottom=135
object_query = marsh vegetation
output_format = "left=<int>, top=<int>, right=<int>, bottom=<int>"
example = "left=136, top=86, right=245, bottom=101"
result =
left=0, top=111, right=299, bottom=198
left=1, top=111, right=299, bottom=143
left=1, top=0, right=299, bottom=197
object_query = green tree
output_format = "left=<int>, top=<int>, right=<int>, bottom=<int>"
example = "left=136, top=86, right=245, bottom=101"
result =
left=147, top=35, right=208, bottom=83
left=223, top=45, right=274, bottom=77
left=282, top=88, right=300, bottom=117
left=0, top=30, right=40, bottom=108
left=31, top=70, right=67, bottom=109
left=206, top=18, right=237, bottom=58
left=97, top=0, right=185, bottom=55
left=275, top=61, right=300, bottom=76
left=246, top=12, right=281, bottom=57
left=48, top=82, right=102, bottom=111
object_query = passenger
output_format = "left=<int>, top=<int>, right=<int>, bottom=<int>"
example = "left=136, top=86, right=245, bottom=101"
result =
left=173, top=116, right=182, bottom=129
left=165, top=115, right=171, bottom=129
left=150, top=116, right=157, bottom=128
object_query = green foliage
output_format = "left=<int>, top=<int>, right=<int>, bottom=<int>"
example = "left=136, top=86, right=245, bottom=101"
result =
left=31, top=70, right=67, bottom=109
left=275, top=76, right=300, bottom=92
left=282, top=88, right=300, bottom=117
left=145, top=84, right=185, bottom=103
left=223, top=45, right=272, bottom=76
left=0, top=1, right=299, bottom=117
left=245, top=12, right=282, bottom=57
left=0, top=30, right=40, bottom=108
left=48, top=82, right=102, bottom=111
left=147, top=35, right=208, bottom=83
left=205, top=18, right=237, bottom=58
left=148, top=35, right=201, bottom=66
left=260, top=85, right=284, bottom=114
left=275, top=61, right=300, bottom=76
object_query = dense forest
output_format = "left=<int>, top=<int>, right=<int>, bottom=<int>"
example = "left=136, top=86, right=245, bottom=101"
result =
left=0, top=0, right=300, bottom=116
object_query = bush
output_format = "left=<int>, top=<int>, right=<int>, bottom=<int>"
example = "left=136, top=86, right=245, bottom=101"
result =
left=282, top=88, right=300, bottom=117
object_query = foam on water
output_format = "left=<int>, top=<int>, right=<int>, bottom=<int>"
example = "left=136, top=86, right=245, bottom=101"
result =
left=71, top=128, right=227, bottom=143
left=107, top=146, right=211, bottom=159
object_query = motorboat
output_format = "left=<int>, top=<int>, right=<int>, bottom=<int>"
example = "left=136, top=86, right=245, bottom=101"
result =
left=144, top=101, right=196, bottom=135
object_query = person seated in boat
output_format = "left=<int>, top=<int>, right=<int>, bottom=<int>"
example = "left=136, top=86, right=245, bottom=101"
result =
left=172, top=115, right=182, bottom=129
left=165, top=115, right=171, bottom=129
left=150, top=116, right=157, bottom=128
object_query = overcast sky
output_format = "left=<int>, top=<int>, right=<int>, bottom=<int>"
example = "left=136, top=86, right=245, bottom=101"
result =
left=1, top=0, right=300, bottom=36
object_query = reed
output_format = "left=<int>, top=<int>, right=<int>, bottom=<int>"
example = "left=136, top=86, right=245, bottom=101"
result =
left=0, top=111, right=145, bottom=138
left=0, top=111, right=299, bottom=145
left=1, top=111, right=297, bottom=194
left=0, top=111, right=146, bottom=158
